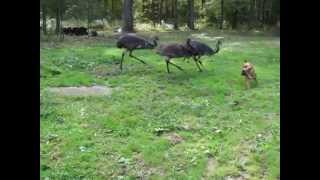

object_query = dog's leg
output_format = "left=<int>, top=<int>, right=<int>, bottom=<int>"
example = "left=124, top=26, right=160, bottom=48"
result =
left=244, top=78, right=250, bottom=89
left=246, top=79, right=251, bottom=89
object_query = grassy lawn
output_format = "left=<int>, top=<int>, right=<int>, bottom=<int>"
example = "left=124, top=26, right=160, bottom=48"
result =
left=40, top=31, right=280, bottom=180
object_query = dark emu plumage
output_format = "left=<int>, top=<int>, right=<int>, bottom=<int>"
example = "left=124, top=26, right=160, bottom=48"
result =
left=186, top=39, right=222, bottom=72
left=156, top=43, right=194, bottom=73
left=116, top=34, right=159, bottom=71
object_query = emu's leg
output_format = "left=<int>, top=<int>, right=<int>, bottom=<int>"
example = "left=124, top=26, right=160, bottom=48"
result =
left=129, top=51, right=147, bottom=65
left=193, top=57, right=202, bottom=72
left=198, top=59, right=205, bottom=69
left=183, top=57, right=190, bottom=63
left=168, top=61, right=184, bottom=72
left=166, top=59, right=170, bottom=73
left=120, top=50, right=127, bottom=71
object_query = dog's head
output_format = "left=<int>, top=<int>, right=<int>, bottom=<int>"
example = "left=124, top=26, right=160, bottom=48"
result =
left=241, top=61, right=254, bottom=77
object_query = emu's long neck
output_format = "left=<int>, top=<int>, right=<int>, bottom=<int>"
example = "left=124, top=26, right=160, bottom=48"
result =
left=152, top=39, right=158, bottom=48
left=214, top=42, right=221, bottom=53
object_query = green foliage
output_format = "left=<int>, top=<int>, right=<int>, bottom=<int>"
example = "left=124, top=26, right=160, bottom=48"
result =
left=41, top=0, right=280, bottom=32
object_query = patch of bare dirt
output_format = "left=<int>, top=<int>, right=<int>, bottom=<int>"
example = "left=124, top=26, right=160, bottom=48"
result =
left=131, top=153, right=165, bottom=179
left=48, top=85, right=112, bottom=96
left=92, top=64, right=121, bottom=77
left=202, top=157, right=218, bottom=179
left=164, top=132, right=184, bottom=145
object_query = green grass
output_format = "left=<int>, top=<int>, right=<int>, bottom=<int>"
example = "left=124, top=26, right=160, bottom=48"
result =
left=40, top=31, right=280, bottom=179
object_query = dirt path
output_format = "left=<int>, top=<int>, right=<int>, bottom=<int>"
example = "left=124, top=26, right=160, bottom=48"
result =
left=202, top=157, right=218, bottom=179
left=47, top=86, right=113, bottom=96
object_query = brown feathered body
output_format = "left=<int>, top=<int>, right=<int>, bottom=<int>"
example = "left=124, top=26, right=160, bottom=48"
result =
left=117, top=34, right=158, bottom=51
left=156, top=44, right=194, bottom=59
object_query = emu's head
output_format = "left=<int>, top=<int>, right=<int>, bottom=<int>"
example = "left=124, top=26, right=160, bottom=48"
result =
left=144, top=36, right=159, bottom=49
left=217, top=40, right=222, bottom=47
left=186, top=38, right=191, bottom=45
left=186, top=38, right=196, bottom=52
left=151, top=36, right=159, bottom=47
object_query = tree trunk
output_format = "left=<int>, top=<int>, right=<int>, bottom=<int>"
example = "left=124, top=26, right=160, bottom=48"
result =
left=173, top=0, right=178, bottom=30
left=41, top=4, right=47, bottom=35
left=87, top=1, right=91, bottom=29
left=262, top=0, right=266, bottom=24
left=231, top=10, right=238, bottom=29
left=165, top=0, right=169, bottom=20
left=201, top=0, right=205, bottom=9
left=55, top=8, right=60, bottom=35
left=122, top=0, right=134, bottom=32
left=59, top=0, right=64, bottom=40
left=171, top=0, right=174, bottom=18
left=187, top=0, right=195, bottom=30
left=220, top=0, right=224, bottom=29
left=151, top=0, right=156, bottom=27
left=248, top=0, right=255, bottom=29
left=111, top=0, right=114, bottom=20
left=159, top=0, right=164, bottom=23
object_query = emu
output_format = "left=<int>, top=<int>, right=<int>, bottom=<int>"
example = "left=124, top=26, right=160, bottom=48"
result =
left=185, top=39, right=222, bottom=71
left=116, top=34, right=159, bottom=71
left=156, top=43, right=195, bottom=73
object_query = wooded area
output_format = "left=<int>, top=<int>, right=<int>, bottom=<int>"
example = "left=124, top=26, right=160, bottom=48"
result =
left=40, top=0, right=280, bottom=35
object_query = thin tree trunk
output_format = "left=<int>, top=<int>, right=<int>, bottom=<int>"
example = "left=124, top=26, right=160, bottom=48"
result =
left=232, top=10, right=238, bottom=29
left=201, top=0, right=205, bottom=9
left=171, top=0, right=174, bottom=18
left=59, top=0, right=64, bottom=40
left=122, top=0, right=134, bottom=32
left=42, top=4, right=47, bottom=35
left=187, top=0, right=195, bottom=30
left=262, top=0, right=266, bottom=24
left=220, top=0, right=224, bottom=29
left=55, top=8, right=60, bottom=35
left=87, top=1, right=90, bottom=29
left=165, top=0, right=169, bottom=20
left=159, top=0, right=164, bottom=23
left=151, top=0, right=156, bottom=27
left=248, top=0, right=255, bottom=29
left=173, top=0, right=178, bottom=30
left=111, top=0, right=113, bottom=20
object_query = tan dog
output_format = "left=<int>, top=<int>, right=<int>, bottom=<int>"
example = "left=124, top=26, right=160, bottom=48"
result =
left=241, top=60, right=257, bottom=89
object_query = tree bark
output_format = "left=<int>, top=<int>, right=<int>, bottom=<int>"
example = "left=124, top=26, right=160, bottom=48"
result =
left=173, top=0, right=178, bottom=30
left=165, top=0, right=169, bottom=20
left=201, top=0, right=205, bottom=9
left=220, top=0, right=224, bottom=29
left=231, top=10, right=238, bottom=29
left=41, top=4, right=47, bottom=35
left=171, top=0, right=174, bottom=18
left=122, top=0, right=134, bottom=32
left=87, top=1, right=91, bottom=29
left=55, top=8, right=60, bottom=35
left=262, top=0, right=266, bottom=24
left=248, top=0, right=255, bottom=29
left=159, top=0, right=164, bottom=23
left=111, top=0, right=114, bottom=20
left=59, top=0, right=64, bottom=39
left=187, top=0, right=195, bottom=30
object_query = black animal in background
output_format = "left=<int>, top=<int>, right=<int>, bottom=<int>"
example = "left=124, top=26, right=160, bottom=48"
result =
left=185, top=39, right=222, bottom=71
left=156, top=43, right=195, bottom=73
left=62, top=27, right=88, bottom=36
left=116, top=34, right=159, bottom=71
left=90, top=30, right=98, bottom=37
